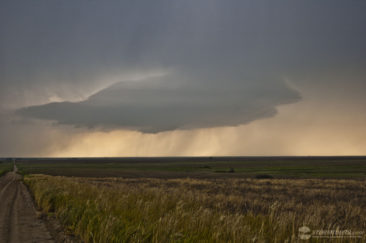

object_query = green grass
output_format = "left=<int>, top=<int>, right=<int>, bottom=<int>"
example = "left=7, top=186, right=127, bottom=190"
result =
left=0, top=162, right=12, bottom=176
left=16, top=157, right=366, bottom=179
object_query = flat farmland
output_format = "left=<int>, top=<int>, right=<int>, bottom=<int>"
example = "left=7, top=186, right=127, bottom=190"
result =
left=14, top=156, right=366, bottom=179
left=24, top=174, right=366, bottom=242
left=4, top=157, right=366, bottom=242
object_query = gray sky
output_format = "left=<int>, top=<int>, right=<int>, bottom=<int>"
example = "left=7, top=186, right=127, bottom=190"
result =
left=1, top=0, right=366, bottom=156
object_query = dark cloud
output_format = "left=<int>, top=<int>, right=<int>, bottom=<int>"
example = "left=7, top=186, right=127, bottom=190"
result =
left=2, top=0, right=366, bottom=136
left=1, top=1, right=365, bottom=99
left=18, top=74, right=300, bottom=132
left=0, top=111, right=77, bottom=157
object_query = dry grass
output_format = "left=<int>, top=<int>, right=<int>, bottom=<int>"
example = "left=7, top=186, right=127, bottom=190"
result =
left=24, top=175, right=366, bottom=242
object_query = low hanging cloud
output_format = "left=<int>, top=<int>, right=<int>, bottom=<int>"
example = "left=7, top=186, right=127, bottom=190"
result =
left=18, top=74, right=300, bottom=133
left=2, top=0, right=366, bottom=156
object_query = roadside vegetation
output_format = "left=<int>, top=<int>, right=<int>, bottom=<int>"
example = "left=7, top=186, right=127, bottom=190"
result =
left=25, top=175, right=366, bottom=242
left=0, top=161, right=12, bottom=176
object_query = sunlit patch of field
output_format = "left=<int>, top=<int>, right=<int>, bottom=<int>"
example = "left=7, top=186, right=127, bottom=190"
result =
left=24, top=175, right=366, bottom=242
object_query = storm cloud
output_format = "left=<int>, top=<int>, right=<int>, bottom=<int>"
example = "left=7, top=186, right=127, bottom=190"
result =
left=1, top=0, right=366, bottom=155
left=9, top=0, right=365, bottom=132
left=18, top=74, right=300, bottom=132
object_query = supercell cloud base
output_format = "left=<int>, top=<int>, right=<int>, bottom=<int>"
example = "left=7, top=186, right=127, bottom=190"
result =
left=1, top=0, right=366, bottom=156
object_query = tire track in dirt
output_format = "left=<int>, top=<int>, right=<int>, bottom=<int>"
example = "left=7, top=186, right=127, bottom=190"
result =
left=0, top=169, right=54, bottom=243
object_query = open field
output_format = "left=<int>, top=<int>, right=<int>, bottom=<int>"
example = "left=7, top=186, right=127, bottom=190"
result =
left=3, top=157, right=366, bottom=242
left=14, top=156, right=366, bottom=179
left=25, top=174, right=366, bottom=242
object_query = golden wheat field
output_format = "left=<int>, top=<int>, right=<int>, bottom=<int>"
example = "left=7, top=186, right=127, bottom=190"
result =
left=24, top=175, right=366, bottom=242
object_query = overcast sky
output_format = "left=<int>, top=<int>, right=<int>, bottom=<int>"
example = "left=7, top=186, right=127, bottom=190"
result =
left=1, top=0, right=366, bottom=156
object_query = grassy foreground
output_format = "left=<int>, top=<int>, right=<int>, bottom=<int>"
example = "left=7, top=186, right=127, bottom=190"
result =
left=25, top=175, right=366, bottom=242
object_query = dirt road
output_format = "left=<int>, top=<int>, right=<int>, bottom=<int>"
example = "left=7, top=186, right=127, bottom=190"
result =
left=0, top=166, right=54, bottom=243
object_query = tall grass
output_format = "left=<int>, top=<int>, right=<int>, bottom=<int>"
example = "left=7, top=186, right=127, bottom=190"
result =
left=24, top=175, right=366, bottom=242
